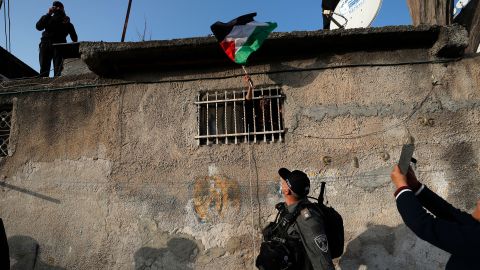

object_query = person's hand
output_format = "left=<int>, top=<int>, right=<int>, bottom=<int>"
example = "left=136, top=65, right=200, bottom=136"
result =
left=406, top=166, right=421, bottom=191
left=63, top=16, right=70, bottom=24
left=243, top=75, right=253, bottom=88
left=48, top=7, right=55, bottom=15
left=391, top=165, right=408, bottom=189
left=243, top=75, right=254, bottom=101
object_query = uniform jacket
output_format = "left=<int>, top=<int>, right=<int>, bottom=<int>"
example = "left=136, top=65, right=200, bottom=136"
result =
left=36, top=10, right=78, bottom=44
left=287, top=200, right=335, bottom=270
left=396, top=186, right=480, bottom=270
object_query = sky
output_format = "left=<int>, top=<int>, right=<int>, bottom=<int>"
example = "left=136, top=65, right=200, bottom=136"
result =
left=1, top=0, right=413, bottom=72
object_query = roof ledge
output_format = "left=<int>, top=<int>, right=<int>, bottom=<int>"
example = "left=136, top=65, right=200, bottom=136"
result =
left=79, top=24, right=468, bottom=77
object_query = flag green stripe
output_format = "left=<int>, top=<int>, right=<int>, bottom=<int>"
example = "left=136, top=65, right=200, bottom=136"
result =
left=234, top=22, right=277, bottom=65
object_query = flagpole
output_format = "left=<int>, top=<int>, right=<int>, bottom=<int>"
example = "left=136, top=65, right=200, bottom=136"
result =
left=242, top=65, right=254, bottom=101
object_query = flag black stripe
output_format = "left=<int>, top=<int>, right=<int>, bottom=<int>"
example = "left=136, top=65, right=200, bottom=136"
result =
left=210, top=13, right=257, bottom=42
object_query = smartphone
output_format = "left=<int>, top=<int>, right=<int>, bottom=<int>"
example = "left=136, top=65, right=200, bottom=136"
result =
left=398, top=144, right=415, bottom=175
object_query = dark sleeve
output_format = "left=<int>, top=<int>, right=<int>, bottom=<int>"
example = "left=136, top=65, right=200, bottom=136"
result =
left=68, top=23, right=78, bottom=42
left=36, top=15, right=50, bottom=31
left=417, top=186, right=477, bottom=225
left=0, top=218, right=9, bottom=269
left=396, top=191, right=480, bottom=256
left=295, top=208, right=334, bottom=270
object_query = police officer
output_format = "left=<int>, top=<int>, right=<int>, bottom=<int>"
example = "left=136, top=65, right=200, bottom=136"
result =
left=391, top=165, right=480, bottom=269
left=36, top=1, right=78, bottom=77
left=278, top=168, right=335, bottom=270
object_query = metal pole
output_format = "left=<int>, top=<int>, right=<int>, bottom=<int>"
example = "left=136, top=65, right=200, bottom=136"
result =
left=121, top=0, right=133, bottom=42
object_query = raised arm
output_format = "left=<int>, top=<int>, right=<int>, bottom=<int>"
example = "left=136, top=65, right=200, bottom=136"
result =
left=405, top=167, right=476, bottom=225
left=68, top=23, right=78, bottom=42
left=396, top=191, right=480, bottom=257
left=36, top=15, right=51, bottom=31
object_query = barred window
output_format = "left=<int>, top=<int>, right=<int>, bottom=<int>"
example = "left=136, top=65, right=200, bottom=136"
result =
left=0, top=104, right=12, bottom=157
left=195, top=86, right=285, bottom=145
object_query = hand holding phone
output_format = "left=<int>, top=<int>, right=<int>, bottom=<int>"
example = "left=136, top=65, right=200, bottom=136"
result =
left=398, top=144, right=415, bottom=175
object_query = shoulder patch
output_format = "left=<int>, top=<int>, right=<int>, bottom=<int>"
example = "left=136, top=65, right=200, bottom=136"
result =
left=301, top=208, right=312, bottom=220
left=314, top=234, right=329, bottom=253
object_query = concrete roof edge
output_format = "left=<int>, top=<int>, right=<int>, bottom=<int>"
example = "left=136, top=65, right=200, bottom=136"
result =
left=78, top=24, right=467, bottom=77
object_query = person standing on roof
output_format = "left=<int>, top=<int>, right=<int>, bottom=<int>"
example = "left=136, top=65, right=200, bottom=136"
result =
left=36, top=1, right=78, bottom=77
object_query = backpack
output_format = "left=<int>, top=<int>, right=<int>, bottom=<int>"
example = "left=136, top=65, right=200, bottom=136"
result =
left=256, top=182, right=344, bottom=269
left=312, top=181, right=344, bottom=259
left=256, top=203, right=304, bottom=270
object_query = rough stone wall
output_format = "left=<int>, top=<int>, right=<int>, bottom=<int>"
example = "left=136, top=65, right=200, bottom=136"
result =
left=0, top=51, right=479, bottom=270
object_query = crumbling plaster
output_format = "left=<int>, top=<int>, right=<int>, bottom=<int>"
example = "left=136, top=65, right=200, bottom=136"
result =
left=0, top=42, right=479, bottom=269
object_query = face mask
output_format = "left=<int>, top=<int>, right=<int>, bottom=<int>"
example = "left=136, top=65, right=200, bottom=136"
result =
left=278, top=181, right=283, bottom=196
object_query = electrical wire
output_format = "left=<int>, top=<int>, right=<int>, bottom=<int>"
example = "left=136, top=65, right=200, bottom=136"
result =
left=0, top=58, right=79, bottom=86
left=0, top=57, right=464, bottom=91
left=6, top=0, right=10, bottom=51
left=2, top=0, right=7, bottom=51
left=298, top=80, right=440, bottom=141
left=247, top=126, right=257, bottom=268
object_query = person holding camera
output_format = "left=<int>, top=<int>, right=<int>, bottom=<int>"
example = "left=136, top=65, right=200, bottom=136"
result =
left=391, top=165, right=480, bottom=269
left=36, top=1, right=78, bottom=77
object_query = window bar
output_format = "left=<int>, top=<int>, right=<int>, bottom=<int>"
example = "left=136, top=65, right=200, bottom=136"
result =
left=243, top=90, right=247, bottom=143
left=261, top=88, right=267, bottom=142
left=206, top=92, right=209, bottom=145
left=197, top=92, right=201, bottom=146
left=277, top=87, right=282, bottom=142
left=224, top=90, right=228, bottom=144
left=215, top=91, right=219, bottom=144
left=269, top=87, right=274, bottom=142
left=252, top=90, right=257, bottom=143
left=233, top=91, right=238, bottom=144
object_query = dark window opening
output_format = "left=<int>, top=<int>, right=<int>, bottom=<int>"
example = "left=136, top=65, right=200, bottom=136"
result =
left=195, top=86, right=285, bottom=145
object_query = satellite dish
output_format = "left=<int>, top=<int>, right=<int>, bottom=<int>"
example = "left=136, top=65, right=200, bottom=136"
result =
left=330, top=0, right=383, bottom=30
left=454, top=0, right=471, bottom=16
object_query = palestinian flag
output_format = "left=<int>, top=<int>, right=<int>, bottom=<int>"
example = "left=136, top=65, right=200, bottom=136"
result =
left=211, top=13, right=277, bottom=65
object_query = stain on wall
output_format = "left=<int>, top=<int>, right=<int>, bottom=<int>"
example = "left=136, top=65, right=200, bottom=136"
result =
left=134, top=238, right=198, bottom=270
left=0, top=48, right=478, bottom=270
left=193, top=175, right=241, bottom=222
left=9, top=235, right=65, bottom=270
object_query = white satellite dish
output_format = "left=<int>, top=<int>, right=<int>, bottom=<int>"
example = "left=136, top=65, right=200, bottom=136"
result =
left=454, top=0, right=471, bottom=16
left=330, top=0, right=383, bottom=30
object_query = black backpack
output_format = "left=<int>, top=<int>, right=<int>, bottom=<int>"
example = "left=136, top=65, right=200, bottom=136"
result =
left=256, top=182, right=344, bottom=269
left=256, top=203, right=304, bottom=270
left=311, top=181, right=344, bottom=259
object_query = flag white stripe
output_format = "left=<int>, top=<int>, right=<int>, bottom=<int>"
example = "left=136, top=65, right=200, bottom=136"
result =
left=224, top=21, right=269, bottom=52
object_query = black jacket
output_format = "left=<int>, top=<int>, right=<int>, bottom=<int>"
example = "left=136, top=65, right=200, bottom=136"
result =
left=36, top=11, right=78, bottom=43
left=396, top=187, right=480, bottom=269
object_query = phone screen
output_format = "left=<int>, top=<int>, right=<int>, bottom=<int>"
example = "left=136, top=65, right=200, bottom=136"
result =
left=398, top=144, right=415, bottom=175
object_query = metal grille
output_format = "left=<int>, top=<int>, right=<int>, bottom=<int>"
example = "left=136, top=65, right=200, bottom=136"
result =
left=0, top=105, right=12, bottom=157
left=195, top=86, right=285, bottom=145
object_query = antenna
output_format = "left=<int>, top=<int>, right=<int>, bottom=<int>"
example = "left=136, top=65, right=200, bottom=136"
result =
left=330, top=0, right=383, bottom=30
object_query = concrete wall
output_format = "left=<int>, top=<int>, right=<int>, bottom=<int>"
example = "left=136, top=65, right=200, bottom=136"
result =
left=0, top=50, right=479, bottom=269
